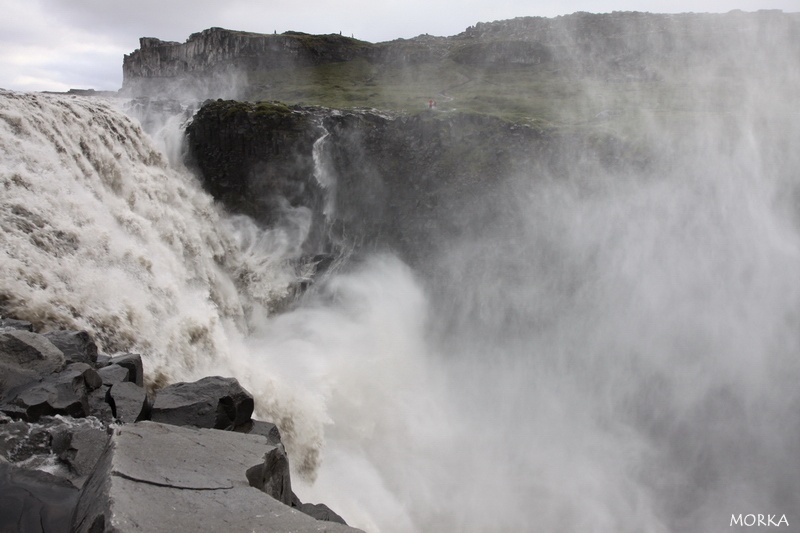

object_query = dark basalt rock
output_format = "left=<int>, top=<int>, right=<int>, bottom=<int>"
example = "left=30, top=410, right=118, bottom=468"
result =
left=43, top=330, right=98, bottom=366
left=235, top=419, right=282, bottom=445
left=296, top=502, right=348, bottom=525
left=122, top=28, right=375, bottom=99
left=2, top=364, right=101, bottom=421
left=96, top=363, right=131, bottom=386
left=0, top=330, right=66, bottom=396
left=246, top=444, right=293, bottom=506
left=0, top=462, right=79, bottom=533
left=87, top=387, right=114, bottom=424
left=107, top=381, right=150, bottom=423
left=107, top=353, right=144, bottom=387
left=51, top=425, right=108, bottom=486
left=150, top=375, right=254, bottom=430
left=1, top=325, right=356, bottom=531
left=72, top=421, right=363, bottom=533
left=187, top=101, right=554, bottom=268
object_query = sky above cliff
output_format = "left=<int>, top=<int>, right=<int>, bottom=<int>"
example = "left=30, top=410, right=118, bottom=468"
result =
left=1, top=0, right=798, bottom=92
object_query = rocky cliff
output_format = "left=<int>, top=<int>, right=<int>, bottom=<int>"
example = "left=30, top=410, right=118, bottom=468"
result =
left=122, top=28, right=375, bottom=98
left=185, top=100, right=644, bottom=272
left=0, top=320, right=361, bottom=533
left=123, top=11, right=800, bottom=101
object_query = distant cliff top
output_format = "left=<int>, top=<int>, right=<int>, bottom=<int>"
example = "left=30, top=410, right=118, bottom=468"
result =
left=121, top=11, right=800, bottom=124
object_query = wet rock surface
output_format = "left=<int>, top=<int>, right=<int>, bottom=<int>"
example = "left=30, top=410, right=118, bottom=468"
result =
left=0, top=323, right=357, bottom=532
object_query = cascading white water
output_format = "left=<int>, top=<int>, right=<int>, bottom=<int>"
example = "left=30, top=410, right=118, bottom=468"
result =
left=3, top=68, right=800, bottom=533
left=312, top=125, right=337, bottom=218
left=0, top=90, right=328, bottom=472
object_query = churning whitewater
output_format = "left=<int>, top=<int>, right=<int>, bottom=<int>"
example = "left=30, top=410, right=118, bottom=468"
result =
left=2, top=82, right=800, bottom=533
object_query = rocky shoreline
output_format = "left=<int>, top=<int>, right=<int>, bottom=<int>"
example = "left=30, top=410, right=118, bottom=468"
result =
left=0, top=318, right=361, bottom=532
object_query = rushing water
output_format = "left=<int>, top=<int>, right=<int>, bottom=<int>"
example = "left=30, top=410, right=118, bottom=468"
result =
left=2, top=76, right=800, bottom=533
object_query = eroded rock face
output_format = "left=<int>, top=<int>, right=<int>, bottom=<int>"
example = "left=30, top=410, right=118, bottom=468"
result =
left=186, top=101, right=571, bottom=267
left=185, top=101, right=322, bottom=225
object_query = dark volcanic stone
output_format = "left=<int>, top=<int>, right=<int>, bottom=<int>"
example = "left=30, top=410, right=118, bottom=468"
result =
left=87, top=387, right=114, bottom=424
left=96, top=364, right=132, bottom=386
left=235, top=419, right=282, bottom=445
left=107, top=381, right=149, bottom=423
left=297, top=502, right=348, bottom=525
left=65, top=363, right=103, bottom=391
left=72, top=421, right=363, bottom=533
left=2, top=366, right=97, bottom=421
left=0, top=462, right=79, bottom=533
left=107, top=354, right=143, bottom=387
left=245, top=444, right=293, bottom=506
left=52, top=426, right=108, bottom=484
left=151, top=376, right=254, bottom=430
left=0, top=332, right=56, bottom=370
left=43, top=331, right=98, bottom=366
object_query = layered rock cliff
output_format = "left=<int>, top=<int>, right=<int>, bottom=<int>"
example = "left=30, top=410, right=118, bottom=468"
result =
left=123, top=11, right=800, bottom=101
left=122, top=28, right=374, bottom=98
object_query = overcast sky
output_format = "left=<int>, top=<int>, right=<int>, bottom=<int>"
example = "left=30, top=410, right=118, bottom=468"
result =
left=2, top=0, right=798, bottom=92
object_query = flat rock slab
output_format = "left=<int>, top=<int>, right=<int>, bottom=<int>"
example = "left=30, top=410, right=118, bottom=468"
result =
left=73, top=421, right=363, bottom=533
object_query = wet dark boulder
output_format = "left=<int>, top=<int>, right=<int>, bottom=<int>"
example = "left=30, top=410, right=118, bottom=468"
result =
left=107, top=381, right=150, bottom=423
left=296, top=502, right=349, bottom=525
left=150, top=376, right=254, bottom=430
left=43, top=330, right=97, bottom=366
left=0, top=330, right=66, bottom=396
left=96, top=363, right=131, bottom=386
left=72, top=421, right=363, bottom=533
left=235, top=419, right=282, bottom=445
left=246, top=444, right=293, bottom=505
left=1, top=363, right=102, bottom=422
left=51, top=425, right=109, bottom=486
left=107, top=353, right=144, bottom=387
left=0, top=462, right=79, bottom=533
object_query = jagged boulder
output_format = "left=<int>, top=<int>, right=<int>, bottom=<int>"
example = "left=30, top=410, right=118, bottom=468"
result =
left=51, top=424, right=109, bottom=486
left=107, top=381, right=149, bottom=423
left=150, top=376, right=254, bottom=430
left=72, top=421, right=362, bottom=533
left=96, top=363, right=131, bottom=386
left=296, top=502, right=348, bottom=525
left=235, top=419, right=282, bottom=445
left=107, top=354, right=144, bottom=387
left=1, top=363, right=102, bottom=421
left=0, top=330, right=66, bottom=396
left=43, top=330, right=97, bottom=366
left=246, top=444, right=293, bottom=505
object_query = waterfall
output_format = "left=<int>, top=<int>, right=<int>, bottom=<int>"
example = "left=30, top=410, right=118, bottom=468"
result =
left=3, top=82, right=800, bottom=532
left=0, top=90, right=327, bottom=479
left=312, top=126, right=337, bottom=219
